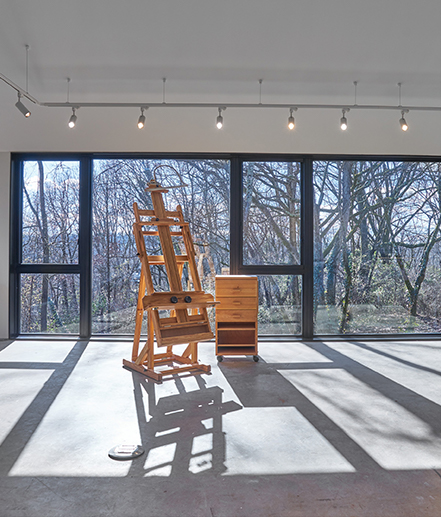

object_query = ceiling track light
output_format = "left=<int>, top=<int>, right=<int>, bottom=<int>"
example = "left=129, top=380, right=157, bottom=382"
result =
left=287, top=107, right=297, bottom=130
left=340, top=108, right=349, bottom=130
left=1, top=74, right=438, bottom=133
left=397, top=83, right=409, bottom=131
left=15, top=93, right=31, bottom=118
left=399, top=109, right=409, bottom=131
left=216, top=107, right=225, bottom=129
left=137, top=107, right=147, bottom=129
left=68, top=107, right=77, bottom=128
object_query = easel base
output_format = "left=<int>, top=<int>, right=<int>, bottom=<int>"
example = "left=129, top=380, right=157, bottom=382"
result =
left=122, top=358, right=211, bottom=383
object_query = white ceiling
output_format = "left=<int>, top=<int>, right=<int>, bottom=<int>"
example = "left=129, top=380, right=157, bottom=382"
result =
left=0, top=0, right=440, bottom=153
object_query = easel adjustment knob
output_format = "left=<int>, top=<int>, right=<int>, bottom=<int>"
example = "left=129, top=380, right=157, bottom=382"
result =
left=184, top=296, right=192, bottom=303
left=170, top=296, right=179, bottom=303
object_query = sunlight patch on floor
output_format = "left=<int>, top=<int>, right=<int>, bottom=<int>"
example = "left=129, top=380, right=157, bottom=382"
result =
left=258, top=342, right=333, bottom=364
left=0, top=369, right=54, bottom=444
left=280, top=368, right=441, bottom=470
left=222, top=406, right=355, bottom=475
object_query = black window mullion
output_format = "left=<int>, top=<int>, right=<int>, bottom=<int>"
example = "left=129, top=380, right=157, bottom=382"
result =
left=230, top=156, right=242, bottom=275
left=237, top=265, right=304, bottom=276
left=302, top=157, right=314, bottom=339
left=79, top=156, right=92, bottom=338
left=17, top=264, right=81, bottom=274
left=9, top=157, right=23, bottom=338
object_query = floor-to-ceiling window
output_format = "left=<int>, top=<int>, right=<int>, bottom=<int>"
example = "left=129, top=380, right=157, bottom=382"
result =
left=14, top=159, right=83, bottom=335
left=10, top=154, right=441, bottom=339
left=313, top=160, right=441, bottom=335
left=232, top=159, right=304, bottom=337
left=91, top=158, right=230, bottom=334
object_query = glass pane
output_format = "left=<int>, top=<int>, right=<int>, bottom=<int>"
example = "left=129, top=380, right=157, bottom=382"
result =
left=313, top=160, right=441, bottom=335
left=20, top=274, right=80, bottom=334
left=22, top=161, right=80, bottom=264
left=92, top=159, right=230, bottom=334
left=257, top=275, right=302, bottom=335
left=243, top=161, right=301, bottom=265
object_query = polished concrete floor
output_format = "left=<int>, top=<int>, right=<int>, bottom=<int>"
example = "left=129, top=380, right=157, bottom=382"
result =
left=0, top=338, right=440, bottom=516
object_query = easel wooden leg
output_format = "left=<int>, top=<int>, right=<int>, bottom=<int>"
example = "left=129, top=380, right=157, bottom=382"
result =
left=124, top=311, right=163, bottom=382
left=132, top=272, right=146, bottom=361
left=182, top=342, right=197, bottom=362
left=134, top=311, right=153, bottom=366
left=190, top=342, right=197, bottom=363
left=147, top=312, right=154, bottom=370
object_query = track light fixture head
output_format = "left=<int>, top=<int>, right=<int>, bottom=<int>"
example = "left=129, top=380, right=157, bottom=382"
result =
left=137, top=107, right=147, bottom=129
left=68, top=107, right=77, bottom=128
left=15, top=93, right=31, bottom=118
left=399, top=109, right=409, bottom=131
left=340, top=108, right=349, bottom=131
left=216, top=107, right=225, bottom=129
left=288, top=107, right=297, bottom=130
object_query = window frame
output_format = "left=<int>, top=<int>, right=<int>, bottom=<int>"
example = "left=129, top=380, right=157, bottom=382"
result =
left=10, top=154, right=92, bottom=338
left=9, top=152, right=441, bottom=340
left=230, top=155, right=313, bottom=337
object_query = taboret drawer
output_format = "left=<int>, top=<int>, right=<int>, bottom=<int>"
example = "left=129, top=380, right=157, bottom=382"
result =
left=216, top=309, right=256, bottom=322
left=215, top=277, right=258, bottom=298
left=216, top=297, right=257, bottom=310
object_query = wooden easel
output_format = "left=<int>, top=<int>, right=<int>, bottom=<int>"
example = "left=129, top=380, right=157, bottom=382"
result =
left=123, top=175, right=217, bottom=382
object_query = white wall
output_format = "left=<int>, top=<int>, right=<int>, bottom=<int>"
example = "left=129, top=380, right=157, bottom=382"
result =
left=0, top=153, right=10, bottom=339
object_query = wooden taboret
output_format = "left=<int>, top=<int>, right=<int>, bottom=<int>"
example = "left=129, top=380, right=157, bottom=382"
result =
left=215, top=275, right=259, bottom=362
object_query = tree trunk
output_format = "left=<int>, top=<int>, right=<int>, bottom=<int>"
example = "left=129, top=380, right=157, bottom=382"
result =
left=105, top=180, right=112, bottom=315
left=38, top=161, right=50, bottom=331
left=287, top=162, right=300, bottom=264
left=313, top=200, right=325, bottom=306
left=292, top=276, right=301, bottom=306
left=339, top=162, right=353, bottom=333
left=356, top=183, right=371, bottom=301
left=326, top=234, right=339, bottom=305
